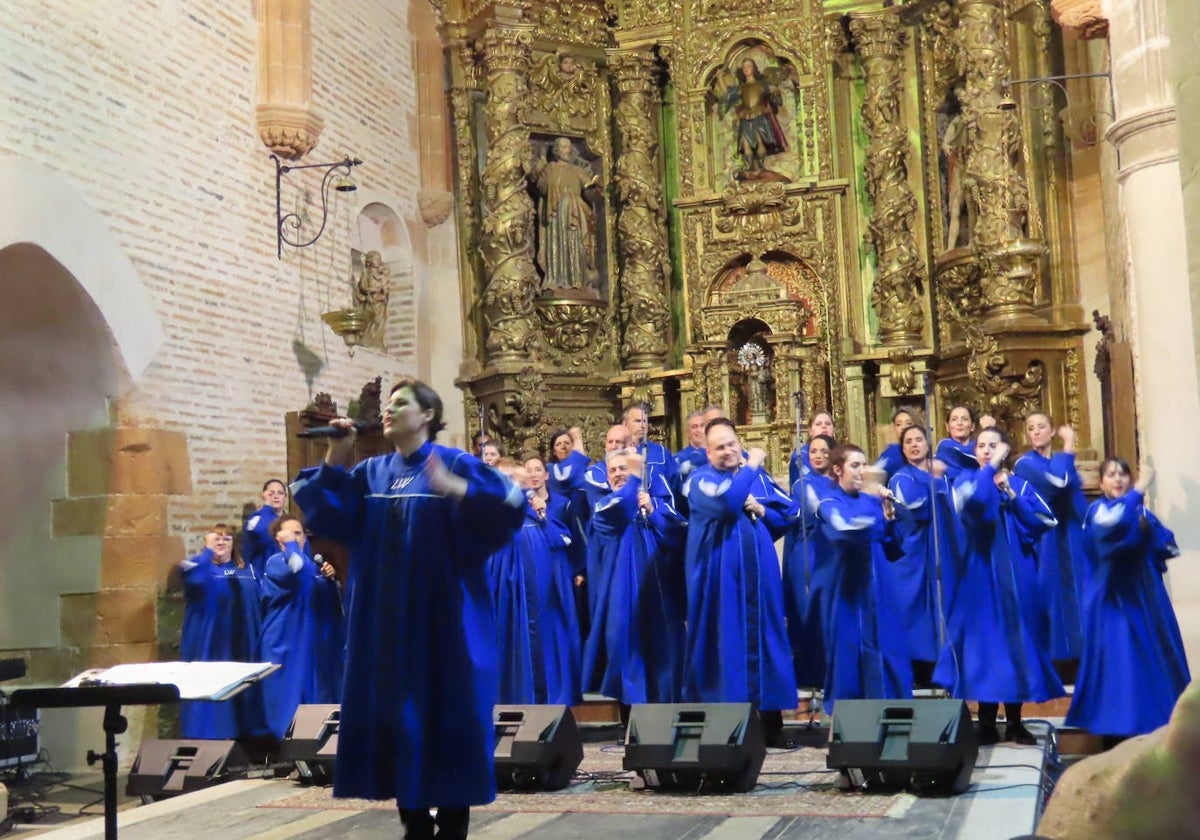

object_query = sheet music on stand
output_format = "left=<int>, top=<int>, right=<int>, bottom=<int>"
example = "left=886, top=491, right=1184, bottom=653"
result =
left=60, top=661, right=279, bottom=701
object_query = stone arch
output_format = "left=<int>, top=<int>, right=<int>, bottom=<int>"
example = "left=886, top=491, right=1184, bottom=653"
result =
left=0, top=159, right=164, bottom=382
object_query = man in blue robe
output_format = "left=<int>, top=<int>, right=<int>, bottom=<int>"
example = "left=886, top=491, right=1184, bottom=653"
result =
left=682, top=418, right=799, bottom=747
left=582, top=449, right=686, bottom=719
left=674, top=410, right=709, bottom=479
left=243, top=479, right=287, bottom=579
left=292, top=378, right=525, bottom=840
left=623, top=403, right=680, bottom=501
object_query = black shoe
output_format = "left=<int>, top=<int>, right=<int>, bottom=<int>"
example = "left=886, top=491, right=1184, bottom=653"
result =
left=1006, top=722, right=1037, bottom=745
left=976, top=723, right=1000, bottom=746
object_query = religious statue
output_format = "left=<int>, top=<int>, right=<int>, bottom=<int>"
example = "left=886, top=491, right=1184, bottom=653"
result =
left=711, top=57, right=794, bottom=182
left=352, top=250, right=389, bottom=349
left=941, top=110, right=971, bottom=250
left=530, top=137, right=601, bottom=294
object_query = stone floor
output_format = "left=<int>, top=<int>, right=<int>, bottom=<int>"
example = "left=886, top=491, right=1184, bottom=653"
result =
left=6, top=735, right=1053, bottom=840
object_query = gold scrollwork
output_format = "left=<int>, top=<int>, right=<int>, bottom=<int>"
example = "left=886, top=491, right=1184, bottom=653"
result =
left=526, top=51, right=599, bottom=133
left=610, top=49, right=671, bottom=369
left=479, top=25, right=540, bottom=363
left=851, top=11, right=925, bottom=347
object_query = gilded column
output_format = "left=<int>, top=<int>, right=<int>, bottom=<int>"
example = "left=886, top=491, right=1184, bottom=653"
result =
left=956, top=0, right=1043, bottom=323
left=608, top=49, right=671, bottom=370
left=849, top=11, right=925, bottom=347
left=254, top=0, right=324, bottom=159
left=479, top=22, right=538, bottom=363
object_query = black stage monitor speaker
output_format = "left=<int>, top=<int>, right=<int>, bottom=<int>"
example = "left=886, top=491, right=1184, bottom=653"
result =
left=827, top=699, right=978, bottom=795
left=493, top=704, right=583, bottom=791
left=126, top=739, right=250, bottom=800
left=278, top=704, right=340, bottom=783
left=622, top=703, right=766, bottom=794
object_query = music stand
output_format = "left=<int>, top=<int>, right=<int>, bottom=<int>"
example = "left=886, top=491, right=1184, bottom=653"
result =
left=9, top=683, right=181, bottom=840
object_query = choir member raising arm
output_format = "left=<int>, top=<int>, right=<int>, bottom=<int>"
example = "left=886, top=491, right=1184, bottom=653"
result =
left=815, top=444, right=912, bottom=713
left=581, top=449, right=687, bottom=718
left=683, top=420, right=798, bottom=747
left=291, top=378, right=525, bottom=839
left=887, top=426, right=963, bottom=684
left=936, top=429, right=1064, bottom=746
left=1065, top=460, right=1191, bottom=739
left=1013, top=414, right=1090, bottom=664
left=177, top=525, right=270, bottom=741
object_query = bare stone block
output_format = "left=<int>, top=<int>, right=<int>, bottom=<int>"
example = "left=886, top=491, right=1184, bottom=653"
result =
left=67, top=428, right=192, bottom=497
left=61, top=590, right=158, bottom=647
left=100, top=535, right=185, bottom=590
left=52, top=495, right=169, bottom=538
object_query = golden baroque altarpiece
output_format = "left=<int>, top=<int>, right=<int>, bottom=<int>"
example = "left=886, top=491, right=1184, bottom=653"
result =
left=435, top=0, right=1094, bottom=465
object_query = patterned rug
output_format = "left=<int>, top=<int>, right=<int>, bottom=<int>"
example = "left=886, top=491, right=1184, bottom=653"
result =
left=259, top=743, right=909, bottom=818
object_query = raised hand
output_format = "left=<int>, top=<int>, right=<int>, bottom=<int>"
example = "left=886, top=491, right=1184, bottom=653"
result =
left=989, top=441, right=1010, bottom=470
left=930, top=458, right=948, bottom=479
left=624, top=451, right=646, bottom=478
left=979, top=414, right=997, bottom=430
left=529, top=494, right=548, bottom=518
left=1135, top=462, right=1155, bottom=494
left=425, top=453, right=468, bottom=500
left=746, top=447, right=768, bottom=470
left=1057, top=425, right=1076, bottom=453
left=324, top=417, right=360, bottom=467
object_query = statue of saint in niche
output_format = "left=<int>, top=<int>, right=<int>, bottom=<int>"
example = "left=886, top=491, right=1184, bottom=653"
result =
left=939, top=90, right=973, bottom=250
left=530, top=136, right=601, bottom=295
left=711, top=57, right=795, bottom=183
left=352, top=250, right=390, bottom=349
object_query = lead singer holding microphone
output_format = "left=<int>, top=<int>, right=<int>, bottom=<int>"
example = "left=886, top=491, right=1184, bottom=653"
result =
left=291, top=378, right=525, bottom=840
left=681, top=418, right=799, bottom=747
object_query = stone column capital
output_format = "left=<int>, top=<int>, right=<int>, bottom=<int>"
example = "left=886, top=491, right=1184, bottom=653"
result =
left=1050, top=0, right=1109, bottom=39
left=848, top=9, right=905, bottom=61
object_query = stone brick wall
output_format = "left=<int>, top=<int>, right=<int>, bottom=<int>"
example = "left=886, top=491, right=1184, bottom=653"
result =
left=0, top=0, right=425, bottom=548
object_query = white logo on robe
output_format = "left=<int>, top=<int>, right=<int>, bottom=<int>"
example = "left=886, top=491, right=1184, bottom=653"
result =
left=391, top=474, right=418, bottom=492
left=1042, top=471, right=1070, bottom=488
left=1092, top=502, right=1125, bottom=528
left=697, top=477, right=733, bottom=497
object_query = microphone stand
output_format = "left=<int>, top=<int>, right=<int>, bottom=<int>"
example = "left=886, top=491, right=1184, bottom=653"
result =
left=792, top=389, right=818, bottom=718
left=922, top=376, right=953, bottom=694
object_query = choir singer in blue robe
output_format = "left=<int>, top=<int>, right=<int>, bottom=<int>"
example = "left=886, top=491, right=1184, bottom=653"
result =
left=683, top=418, right=798, bottom=747
left=178, top=524, right=269, bottom=740
left=1013, top=414, right=1090, bottom=665
left=935, top=429, right=1065, bottom=746
left=242, top=479, right=287, bottom=579
left=259, top=515, right=344, bottom=739
left=582, top=448, right=687, bottom=719
left=1066, top=460, right=1191, bottom=738
left=816, top=444, right=912, bottom=713
left=291, top=378, right=525, bottom=840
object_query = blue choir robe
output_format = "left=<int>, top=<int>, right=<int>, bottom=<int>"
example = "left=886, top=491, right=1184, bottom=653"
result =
left=788, top=443, right=811, bottom=492
left=1066, top=491, right=1191, bottom=736
left=934, top=438, right=979, bottom=483
left=934, top=465, right=1065, bottom=704
left=682, top=464, right=798, bottom=711
left=581, top=475, right=687, bottom=704
left=639, top=439, right=681, bottom=500
left=1013, top=450, right=1091, bottom=661
left=488, top=495, right=581, bottom=706
left=888, top=466, right=964, bottom=663
left=816, top=486, right=913, bottom=713
left=291, top=441, right=525, bottom=808
left=675, top=445, right=708, bottom=479
left=782, top=470, right=836, bottom=689
left=178, top=551, right=270, bottom=739
left=549, top=450, right=591, bottom=550
left=874, top=444, right=906, bottom=482
left=259, top=541, right=346, bottom=738
left=242, top=504, right=279, bottom=580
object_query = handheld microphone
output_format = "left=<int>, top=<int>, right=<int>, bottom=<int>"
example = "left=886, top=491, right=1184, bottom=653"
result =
left=525, top=488, right=546, bottom=519
left=747, top=510, right=758, bottom=522
left=297, top=420, right=381, bottom=438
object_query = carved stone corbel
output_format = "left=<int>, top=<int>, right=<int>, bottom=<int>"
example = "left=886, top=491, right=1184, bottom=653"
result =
left=254, top=0, right=324, bottom=159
